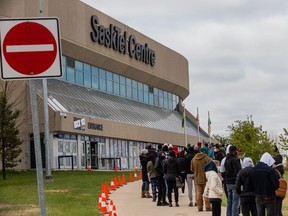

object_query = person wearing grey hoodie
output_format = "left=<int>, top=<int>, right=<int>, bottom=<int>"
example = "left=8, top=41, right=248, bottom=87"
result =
left=247, top=152, right=279, bottom=216
left=236, top=157, right=257, bottom=216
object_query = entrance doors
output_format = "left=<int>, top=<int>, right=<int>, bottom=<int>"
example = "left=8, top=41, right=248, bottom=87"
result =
left=83, top=141, right=99, bottom=169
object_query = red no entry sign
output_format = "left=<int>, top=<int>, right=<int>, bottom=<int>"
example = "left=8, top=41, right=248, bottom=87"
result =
left=0, top=17, right=62, bottom=80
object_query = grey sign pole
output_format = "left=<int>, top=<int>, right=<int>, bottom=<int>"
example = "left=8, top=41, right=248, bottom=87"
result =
left=29, top=80, right=46, bottom=216
left=39, top=0, right=52, bottom=180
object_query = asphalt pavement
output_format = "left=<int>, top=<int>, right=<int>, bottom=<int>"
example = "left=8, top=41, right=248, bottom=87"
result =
left=109, top=178, right=226, bottom=216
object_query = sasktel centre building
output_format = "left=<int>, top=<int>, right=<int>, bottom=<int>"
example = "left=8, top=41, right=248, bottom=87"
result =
left=0, top=0, right=210, bottom=170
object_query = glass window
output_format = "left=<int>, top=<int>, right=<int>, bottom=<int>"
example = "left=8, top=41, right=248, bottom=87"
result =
left=138, top=82, right=143, bottom=91
left=126, top=78, right=132, bottom=86
left=120, top=84, right=126, bottom=97
left=154, top=88, right=159, bottom=96
left=144, top=92, right=149, bottom=103
left=106, top=71, right=113, bottom=80
left=76, top=70, right=83, bottom=85
left=100, top=78, right=106, bottom=91
left=127, top=86, right=132, bottom=98
left=75, top=61, right=83, bottom=71
left=113, top=73, right=120, bottom=82
left=84, top=63, right=91, bottom=73
left=107, top=79, right=113, bottom=93
left=132, top=88, right=137, bottom=100
left=163, top=91, right=168, bottom=99
left=159, top=89, right=164, bottom=97
left=149, top=93, right=154, bottom=105
left=168, top=100, right=173, bottom=110
left=120, top=76, right=126, bottom=85
left=66, top=58, right=75, bottom=68
left=138, top=90, right=144, bottom=102
left=159, top=96, right=164, bottom=108
left=84, top=73, right=91, bottom=87
left=154, top=95, right=159, bottom=106
left=92, top=75, right=99, bottom=89
left=132, top=80, right=137, bottom=88
left=99, top=69, right=106, bottom=78
left=113, top=82, right=120, bottom=95
left=143, top=84, right=148, bottom=92
left=92, top=66, right=98, bottom=76
left=67, top=67, right=75, bottom=82
left=163, top=98, right=168, bottom=109
left=168, top=92, right=173, bottom=100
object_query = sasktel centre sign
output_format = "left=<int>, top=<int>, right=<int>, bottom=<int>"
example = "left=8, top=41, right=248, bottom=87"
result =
left=90, top=15, right=156, bottom=67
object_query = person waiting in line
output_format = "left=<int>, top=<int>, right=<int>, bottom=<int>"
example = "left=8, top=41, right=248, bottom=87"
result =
left=164, top=150, right=181, bottom=207
left=235, top=157, right=257, bottom=216
left=273, top=154, right=285, bottom=216
left=178, top=149, right=187, bottom=194
left=185, top=145, right=196, bottom=207
left=224, top=145, right=241, bottom=216
left=139, top=149, right=152, bottom=198
left=147, top=153, right=157, bottom=202
left=154, top=151, right=169, bottom=206
left=247, top=152, right=279, bottom=216
left=192, top=147, right=212, bottom=212
left=214, top=144, right=224, bottom=163
left=204, top=160, right=223, bottom=216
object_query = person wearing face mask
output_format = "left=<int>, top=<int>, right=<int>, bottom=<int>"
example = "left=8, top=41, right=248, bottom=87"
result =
left=247, top=152, right=279, bottom=216
left=235, top=157, right=257, bottom=216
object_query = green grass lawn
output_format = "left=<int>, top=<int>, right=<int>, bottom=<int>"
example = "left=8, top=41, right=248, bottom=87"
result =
left=0, top=170, right=132, bottom=216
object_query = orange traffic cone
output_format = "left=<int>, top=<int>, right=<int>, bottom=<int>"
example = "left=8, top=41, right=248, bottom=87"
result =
left=139, top=170, right=142, bottom=179
left=114, top=165, right=118, bottom=172
left=134, top=172, right=138, bottom=181
left=110, top=179, right=115, bottom=191
left=100, top=200, right=108, bottom=214
left=121, top=174, right=126, bottom=185
left=129, top=172, right=133, bottom=182
left=87, top=164, right=91, bottom=171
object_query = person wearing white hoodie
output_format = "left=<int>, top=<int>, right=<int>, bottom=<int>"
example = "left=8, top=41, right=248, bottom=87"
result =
left=204, top=160, right=223, bottom=216
left=247, top=152, right=279, bottom=216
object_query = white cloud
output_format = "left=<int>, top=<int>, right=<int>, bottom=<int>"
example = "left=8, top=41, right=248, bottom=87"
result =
left=82, top=0, right=288, bottom=137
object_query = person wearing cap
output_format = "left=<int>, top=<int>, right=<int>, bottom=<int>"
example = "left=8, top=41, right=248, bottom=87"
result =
left=224, top=145, right=242, bottom=216
left=247, top=152, right=279, bottom=216
left=191, top=147, right=212, bottom=211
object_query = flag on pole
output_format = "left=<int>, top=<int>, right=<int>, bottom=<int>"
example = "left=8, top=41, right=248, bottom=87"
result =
left=196, top=107, right=199, bottom=128
left=208, top=111, right=211, bottom=135
left=181, top=110, right=185, bottom=128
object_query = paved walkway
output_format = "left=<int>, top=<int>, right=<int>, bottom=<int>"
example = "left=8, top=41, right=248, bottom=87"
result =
left=109, top=179, right=226, bottom=216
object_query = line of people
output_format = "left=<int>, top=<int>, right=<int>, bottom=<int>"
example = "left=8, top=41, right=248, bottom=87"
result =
left=139, top=142, right=285, bottom=216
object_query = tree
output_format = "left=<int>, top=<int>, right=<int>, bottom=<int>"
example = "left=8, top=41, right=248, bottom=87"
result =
left=228, top=117, right=275, bottom=163
left=212, top=134, right=230, bottom=146
left=278, top=128, right=288, bottom=152
left=0, top=82, right=22, bottom=180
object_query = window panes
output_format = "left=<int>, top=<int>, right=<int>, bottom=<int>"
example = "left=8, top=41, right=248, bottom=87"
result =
left=67, top=67, right=75, bottom=82
left=107, top=80, right=113, bottom=93
left=76, top=70, right=83, bottom=85
left=75, top=61, right=83, bottom=71
left=62, top=56, right=180, bottom=111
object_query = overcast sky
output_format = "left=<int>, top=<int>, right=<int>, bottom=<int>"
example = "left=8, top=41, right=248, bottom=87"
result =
left=81, top=0, right=288, bottom=137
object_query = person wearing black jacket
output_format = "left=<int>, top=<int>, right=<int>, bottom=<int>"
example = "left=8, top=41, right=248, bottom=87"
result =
left=235, top=157, right=257, bottom=216
left=154, top=151, right=169, bottom=206
left=273, top=154, right=284, bottom=216
left=184, top=146, right=196, bottom=207
left=164, top=150, right=181, bottom=207
left=140, top=149, right=152, bottom=198
left=224, top=145, right=242, bottom=216
left=247, top=152, right=279, bottom=216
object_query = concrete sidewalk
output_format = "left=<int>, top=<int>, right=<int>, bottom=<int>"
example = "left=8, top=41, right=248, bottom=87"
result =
left=109, top=179, right=226, bottom=216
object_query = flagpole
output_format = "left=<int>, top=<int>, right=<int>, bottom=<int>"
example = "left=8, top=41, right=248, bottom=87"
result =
left=183, top=104, right=188, bottom=147
left=197, top=107, right=200, bottom=142
left=208, top=111, right=211, bottom=143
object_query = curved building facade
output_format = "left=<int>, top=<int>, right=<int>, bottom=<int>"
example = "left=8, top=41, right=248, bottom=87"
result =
left=0, top=0, right=209, bottom=170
